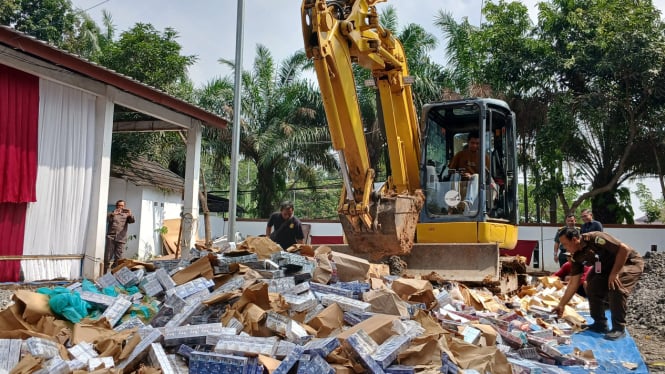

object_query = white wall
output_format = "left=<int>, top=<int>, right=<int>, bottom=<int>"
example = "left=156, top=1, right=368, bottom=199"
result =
left=200, top=218, right=665, bottom=273
left=137, top=188, right=183, bottom=260
left=108, top=177, right=184, bottom=260
left=520, top=225, right=665, bottom=272
left=197, top=217, right=344, bottom=240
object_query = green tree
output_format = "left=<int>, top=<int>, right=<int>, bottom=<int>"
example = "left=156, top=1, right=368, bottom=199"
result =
left=99, top=23, right=196, bottom=91
left=634, top=182, right=664, bottom=223
left=1, top=0, right=77, bottom=47
left=197, top=45, right=337, bottom=218
left=436, top=0, right=665, bottom=224
left=96, top=23, right=198, bottom=166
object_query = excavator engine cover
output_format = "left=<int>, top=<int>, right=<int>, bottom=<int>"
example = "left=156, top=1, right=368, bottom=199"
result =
left=339, top=191, right=423, bottom=261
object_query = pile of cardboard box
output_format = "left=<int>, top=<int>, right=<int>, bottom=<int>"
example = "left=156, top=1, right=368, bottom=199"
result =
left=0, top=236, right=599, bottom=373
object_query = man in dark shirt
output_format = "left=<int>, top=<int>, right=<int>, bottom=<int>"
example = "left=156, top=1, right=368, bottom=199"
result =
left=554, top=214, right=580, bottom=267
left=552, top=228, right=643, bottom=340
left=266, top=201, right=304, bottom=249
left=580, top=209, right=603, bottom=233
left=105, top=200, right=135, bottom=272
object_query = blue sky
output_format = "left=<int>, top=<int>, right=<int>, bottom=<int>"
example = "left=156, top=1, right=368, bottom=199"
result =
left=70, top=0, right=665, bottom=217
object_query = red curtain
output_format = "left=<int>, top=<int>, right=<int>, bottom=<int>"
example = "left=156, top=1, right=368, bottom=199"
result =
left=0, top=203, right=26, bottom=281
left=0, top=64, right=39, bottom=281
left=0, top=64, right=39, bottom=203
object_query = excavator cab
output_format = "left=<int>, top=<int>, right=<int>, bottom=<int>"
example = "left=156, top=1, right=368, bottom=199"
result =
left=418, top=98, right=518, bottom=249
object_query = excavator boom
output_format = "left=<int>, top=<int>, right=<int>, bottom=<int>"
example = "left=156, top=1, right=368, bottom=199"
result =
left=302, top=0, right=423, bottom=257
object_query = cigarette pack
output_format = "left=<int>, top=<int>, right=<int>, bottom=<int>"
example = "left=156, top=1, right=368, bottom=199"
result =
left=285, top=281, right=311, bottom=295
left=303, top=303, right=325, bottom=324
left=176, top=344, right=195, bottom=359
left=140, top=278, right=164, bottom=297
left=321, top=294, right=371, bottom=313
left=214, top=335, right=279, bottom=357
left=167, top=277, right=214, bottom=299
left=0, top=339, right=23, bottom=371
left=310, top=282, right=355, bottom=298
left=385, top=365, right=415, bottom=374
left=219, top=253, right=259, bottom=265
left=101, top=297, right=132, bottom=327
left=266, top=311, right=291, bottom=335
left=67, top=341, right=98, bottom=363
left=304, top=336, right=340, bottom=358
left=188, top=351, right=248, bottom=374
left=149, top=343, right=177, bottom=374
left=273, top=344, right=304, bottom=374
left=283, top=291, right=318, bottom=312
left=155, top=267, right=177, bottom=290
left=78, top=290, right=116, bottom=308
left=116, top=328, right=163, bottom=370
left=88, top=356, right=115, bottom=371
left=26, top=337, right=60, bottom=359
left=260, top=277, right=296, bottom=293
left=163, top=323, right=236, bottom=347
left=164, top=301, right=207, bottom=327
left=343, top=330, right=384, bottom=374
left=371, top=334, right=411, bottom=369
left=114, top=316, right=146, bottom=331
left=275, top=340, right=297, bottom=359
left=96, top=272, right=121, bottom=288
left=114, top=266, right=139, bottom=287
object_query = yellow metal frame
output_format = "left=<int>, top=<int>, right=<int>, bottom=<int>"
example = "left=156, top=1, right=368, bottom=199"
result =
left=416, top=222, right=518, bottom=250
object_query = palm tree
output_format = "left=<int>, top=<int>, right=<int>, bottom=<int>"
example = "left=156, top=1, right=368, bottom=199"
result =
left=197, top=45, right=337, bottom=218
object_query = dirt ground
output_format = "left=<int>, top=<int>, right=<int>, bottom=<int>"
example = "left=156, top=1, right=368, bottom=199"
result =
left=629, top=327, right=665, bottom=372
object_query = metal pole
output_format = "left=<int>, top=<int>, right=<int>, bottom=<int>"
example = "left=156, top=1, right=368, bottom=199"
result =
left=227, top=0, right=245, bottom=241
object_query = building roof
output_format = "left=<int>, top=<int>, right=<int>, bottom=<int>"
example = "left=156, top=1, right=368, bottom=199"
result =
left=0, top=25, right=228, bottom=129
left=111, top=160, right=244, bottom=214
left=111, top=158, right=184, bottom=193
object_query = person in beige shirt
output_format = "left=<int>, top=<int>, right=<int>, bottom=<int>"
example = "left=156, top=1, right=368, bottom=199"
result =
left=448, top=131, right=489, bottom=212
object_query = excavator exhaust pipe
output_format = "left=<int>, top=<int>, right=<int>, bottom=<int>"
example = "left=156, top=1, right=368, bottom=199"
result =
left=339, top=191, right=423, bottom=260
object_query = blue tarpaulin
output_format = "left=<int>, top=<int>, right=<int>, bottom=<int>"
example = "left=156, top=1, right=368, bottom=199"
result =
left=558, top=311, right=648, bottom=373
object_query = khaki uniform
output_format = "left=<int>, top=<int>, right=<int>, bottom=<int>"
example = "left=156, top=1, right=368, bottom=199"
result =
left=105, top=211, right=135, bottom=272
left=571, top=232, right=644, bottom=331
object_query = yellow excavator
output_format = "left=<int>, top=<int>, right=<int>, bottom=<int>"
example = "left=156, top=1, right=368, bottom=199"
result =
left=302, top=0, right=522, bottom=291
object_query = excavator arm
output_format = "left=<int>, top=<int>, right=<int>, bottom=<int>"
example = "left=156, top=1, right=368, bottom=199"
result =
left=302, top=0, right=424, bottom=258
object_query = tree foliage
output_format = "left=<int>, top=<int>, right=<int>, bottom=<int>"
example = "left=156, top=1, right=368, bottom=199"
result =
left=196, top=45, right=337, bottom=218
left=436, top=0, right=665, bottom=223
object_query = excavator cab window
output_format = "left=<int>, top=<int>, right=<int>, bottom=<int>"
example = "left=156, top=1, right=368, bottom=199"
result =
left=421, top=99, right=517, bottom=224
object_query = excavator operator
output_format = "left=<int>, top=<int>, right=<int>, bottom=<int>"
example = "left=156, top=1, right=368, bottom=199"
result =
left=447, top=131, right=489, bottom=212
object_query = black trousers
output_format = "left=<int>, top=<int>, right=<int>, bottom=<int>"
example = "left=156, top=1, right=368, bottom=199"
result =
left=586, top=259, right=644, bottom=331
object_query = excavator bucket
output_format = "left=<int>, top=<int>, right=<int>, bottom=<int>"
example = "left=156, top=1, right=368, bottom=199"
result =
left=339, top=192, right=422, bottom=260
left=331, top=243, right=502, bottom=283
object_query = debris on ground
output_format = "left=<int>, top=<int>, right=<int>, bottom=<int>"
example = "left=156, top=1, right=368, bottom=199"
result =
left=0, top=236, right=651, bottom=373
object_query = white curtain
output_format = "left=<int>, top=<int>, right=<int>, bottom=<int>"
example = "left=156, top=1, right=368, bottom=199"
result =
left=22, top=79, right=96, bottom=281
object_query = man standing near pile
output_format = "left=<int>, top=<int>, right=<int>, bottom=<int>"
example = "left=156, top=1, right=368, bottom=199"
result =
left=266, top=201, right=304, bottom=249
left=104, top=200, right=135, bottom=273
left=552, top=228, right=643, bottom=340
left=554, top=214, right=580, bottom=267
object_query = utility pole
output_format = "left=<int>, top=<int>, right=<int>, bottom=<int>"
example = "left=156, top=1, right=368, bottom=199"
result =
left=227, top=0, right=244, bottom=241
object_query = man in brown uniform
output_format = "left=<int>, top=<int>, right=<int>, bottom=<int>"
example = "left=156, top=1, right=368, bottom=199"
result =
left=447, top=131, right=490, bottom=212
left=105, top=200, right=135, bottom=272
left=552, top=228, right=643, bottom=340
